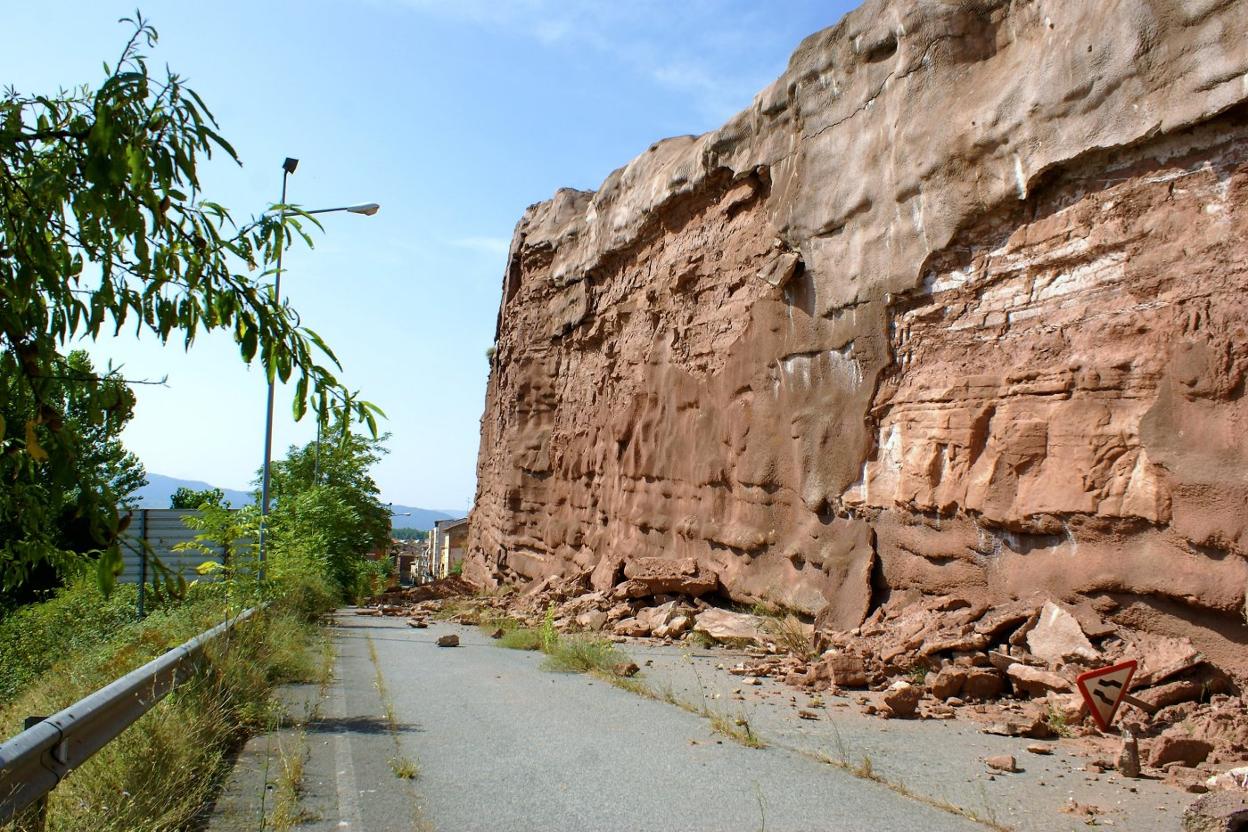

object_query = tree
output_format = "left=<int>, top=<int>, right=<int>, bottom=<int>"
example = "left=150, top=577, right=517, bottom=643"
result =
left=0, top=349, right=147, bottom=602
left=0, top=16, right=380, bottom=590
left=169, top=486, right=225, bottom=510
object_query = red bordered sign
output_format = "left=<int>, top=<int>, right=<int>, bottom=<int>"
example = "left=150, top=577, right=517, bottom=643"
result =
left=1075, top=660, right=1138, bottom=731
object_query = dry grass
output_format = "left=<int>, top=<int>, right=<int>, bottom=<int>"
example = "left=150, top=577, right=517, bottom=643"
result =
left=0, top=586, right=330, bottom=832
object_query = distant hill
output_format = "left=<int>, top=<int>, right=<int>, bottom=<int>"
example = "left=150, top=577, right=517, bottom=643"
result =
left=136, top=473, right=255, bottom=508
left=136, top=474, right=464, bottom=531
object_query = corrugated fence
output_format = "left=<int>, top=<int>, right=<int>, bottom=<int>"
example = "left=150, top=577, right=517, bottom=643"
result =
left=119, top=509, right=226, bottom=583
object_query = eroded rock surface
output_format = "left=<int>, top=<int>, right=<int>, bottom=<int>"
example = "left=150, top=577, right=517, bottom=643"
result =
left=466, top=0, right=1248, bottom=677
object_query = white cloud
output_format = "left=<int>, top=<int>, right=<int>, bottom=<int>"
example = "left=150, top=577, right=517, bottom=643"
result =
left=365, top=0, right=797, bottom=124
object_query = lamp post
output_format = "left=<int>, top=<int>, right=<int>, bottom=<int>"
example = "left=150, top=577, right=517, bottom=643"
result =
left=257, top=157, right=379, bottom=578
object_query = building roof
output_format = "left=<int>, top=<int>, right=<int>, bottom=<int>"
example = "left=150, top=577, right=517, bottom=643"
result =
left=434, top=517, right=469, bottom=532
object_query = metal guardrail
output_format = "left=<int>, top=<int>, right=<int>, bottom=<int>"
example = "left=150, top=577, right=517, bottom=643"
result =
left=0, top=606, right=258, bottom=825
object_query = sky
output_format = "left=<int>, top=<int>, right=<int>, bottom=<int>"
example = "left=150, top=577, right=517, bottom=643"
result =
left=2, top=0, right=857, bottom=511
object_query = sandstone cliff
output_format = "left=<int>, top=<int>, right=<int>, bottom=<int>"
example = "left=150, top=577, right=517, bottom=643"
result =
left=466, top=0, right=1248, bottom=676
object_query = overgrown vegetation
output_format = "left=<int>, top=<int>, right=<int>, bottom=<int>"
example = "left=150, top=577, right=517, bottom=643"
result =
left=0, top=576, right=333, bottom=832
left=0, top=14, right=380, bottom=593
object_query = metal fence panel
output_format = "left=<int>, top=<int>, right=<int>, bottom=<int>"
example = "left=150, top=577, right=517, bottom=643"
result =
left=119, top=509, right=228, bottom=583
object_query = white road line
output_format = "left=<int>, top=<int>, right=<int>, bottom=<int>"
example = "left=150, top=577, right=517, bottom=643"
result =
left=332, top=676, right=364, bottom=830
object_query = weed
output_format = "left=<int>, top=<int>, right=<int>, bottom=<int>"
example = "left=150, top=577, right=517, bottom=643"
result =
left=539, top=603, right=559, bottom=652
left=541, top=636, right=628, bottom=675
left=1043, top=703, right=1074, bottom=738
left=688, top=630, right=716, bottom=649
left=497, top=628, right=543, bottom=651
left=769, top=615, right=817, bottom=662
left=271, top=729, right=310, bottom=831
left=854, top=755, right=878, bottom=781
left=389, top=755, right=420, bottom=780
left=706, top=709, right=766, bottom=748
left=905, top=660, right=932, bottom=686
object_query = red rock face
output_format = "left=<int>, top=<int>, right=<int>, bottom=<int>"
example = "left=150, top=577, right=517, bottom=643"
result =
left=467, top=0, right=1248, bottom=676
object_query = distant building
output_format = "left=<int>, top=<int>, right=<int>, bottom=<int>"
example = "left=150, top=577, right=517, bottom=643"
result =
left=429, top=517, right=469, bottom=579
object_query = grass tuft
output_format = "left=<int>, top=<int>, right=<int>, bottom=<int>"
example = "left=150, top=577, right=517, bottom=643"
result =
left=497, top=628, right=543, bottom=651
left=388, top=755, right=420, bottom=780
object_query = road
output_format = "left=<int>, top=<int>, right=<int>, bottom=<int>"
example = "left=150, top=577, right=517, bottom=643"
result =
left=292, top=613, right=985, bottom=832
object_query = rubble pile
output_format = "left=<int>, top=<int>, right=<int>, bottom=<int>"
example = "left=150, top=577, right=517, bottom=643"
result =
left=361, top=563, right=1248, bottom=795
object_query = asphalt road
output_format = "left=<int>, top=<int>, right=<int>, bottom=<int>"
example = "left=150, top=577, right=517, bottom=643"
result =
left=320, top=614, right=984, bottom=832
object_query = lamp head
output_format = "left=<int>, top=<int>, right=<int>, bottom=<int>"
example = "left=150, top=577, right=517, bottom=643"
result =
left=347, top=203, right=381, bottom=216
left=282, top=157, right=299, bottom=174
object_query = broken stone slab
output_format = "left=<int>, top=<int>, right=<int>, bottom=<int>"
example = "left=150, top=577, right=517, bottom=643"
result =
left=1136, top=679, right=1203, bottom=710
left=757, top=250, right=802, bottom=288
left=1007, top=663, right=1072, bottom=697
left=813, top=652, right=868, bottom=689
left=973, top=605, right=1034, bottom=639
left=1205, top=767, right=1248, bottom=792
left=982, top=713, right=1054, bottom=739
left=692, top=608, right=767, bottom=644
left=1132, top=634, right=1203, bottom=687
left=617, top=557, right=718, bottom=598
left=1150, top=734, right=1215, bottom=768
left=436, top=634, right=460, bottom=648
left=1181, top=790, right=1248, bottom=832
left=634, top=600, right=681, bottom=633
left=1027, top=601, right=1099, bottom=666
left=920, top=628, right=990, bottom=656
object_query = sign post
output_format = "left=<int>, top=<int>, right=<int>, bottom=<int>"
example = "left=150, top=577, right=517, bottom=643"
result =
left=1075, top=660, right=1140, bottom=731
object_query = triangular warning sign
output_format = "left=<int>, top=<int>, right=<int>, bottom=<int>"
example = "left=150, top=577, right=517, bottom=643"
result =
left=1076, top=660, right=1137, bottom=731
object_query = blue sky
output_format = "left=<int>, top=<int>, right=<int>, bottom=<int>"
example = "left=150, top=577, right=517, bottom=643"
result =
left=3, top=0, right=856, bottom=510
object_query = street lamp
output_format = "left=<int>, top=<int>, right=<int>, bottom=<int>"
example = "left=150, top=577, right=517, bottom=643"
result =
left=257, top=157, right=379, bottom=577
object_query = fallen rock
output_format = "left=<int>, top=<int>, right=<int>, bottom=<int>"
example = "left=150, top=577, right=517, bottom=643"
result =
left=635, top=601, right=680, bottom=633
left=1133, top=635, right=1203, bottom=687
left=575, top=609, right=607, bottom=631
left=973, top=605, right=1034, bottom=639
left=963, top=668, right=1005, bottom=700
left=692, top=608, right=767, bottom=644
left=407, top=618, right=429, bottom=629
left=1151, top=735, right=1215, bottom=768
left=985, top=755, right=1019, bottom=773
left=1027, top=744, right=1053, bottom=755
left=814, top=652, right=869, bottom=689
left=656, top=614, right=691, bottom=639
left=1026, top=601, right=1098, bottom=666
left=798, top=709, right=820, bottom=720
left=1206, top=767, right=1248, bottom=792
left=927, top=666, right=968, bottom=699
left=612, top=661, right=640, bottom=678
left=883, top=680, right=921, bottom=718
left=1169, top=765, right=1211, bottom=794
left=437, top=634, right=460, bottom=648
left=1135, top=679, right=1204, bottom=710
left=1118, top=729, right=1141, bottom=778
left=1007, top=663, right=1072, bottom=697
left=1182, top=790, right=1248, bottom=831
left=618, top=557, right=718, bottom=598
left=612, top=617, right=650, bottom=637
left=489, top=627, right=505, bottom=639
left=982, top=713, right=1054, bottom=739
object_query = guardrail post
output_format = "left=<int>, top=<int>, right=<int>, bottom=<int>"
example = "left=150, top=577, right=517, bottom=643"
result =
left=15, top=717, right=48, bottom=831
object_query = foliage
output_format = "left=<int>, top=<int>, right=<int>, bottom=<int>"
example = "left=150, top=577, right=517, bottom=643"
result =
left=0, top=578, right=139, bottom=701
left=169, top=486, right=225, bottom=509
left=0, top=350, right=147, bottom=598
left=0, top=15, right=380, bottom=589
left=0, top=578, right=334, bottom=831
left=177, top=503, right=262, bottom=606
left=391, top=527, right=426, bottom=541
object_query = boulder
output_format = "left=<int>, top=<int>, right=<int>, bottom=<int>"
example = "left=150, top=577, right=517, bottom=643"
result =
left=1151, top=735, right=1215, bottom=768
left=1136, top=680, right=1203, bottom=710
left=1181, top=791, right=1248, bottom=832
left=589, top=556, right=625, bottom=592
left=575, top=609, right=608, bottom=631
left=1026, top=601, right=1098, bottom=666
left=882, top=680, right=921, bottom=718
left=963, top=668, right=1006, bottom=700
left=692, top=608, right=767, bottom=644
left=654, top=615, right=691, bottom=639
left=612, top=617, right=650, bottom=637
left=635, top=601, right=680, bottom=632
left=1006, top=663, right=1072, bottom=697
left=618, top=557, right=718, bottom=598
left=927, top=666, right=968, bottom=699
left=436, top=634, right=460, bottom=648
left=813, top=652, right=869, bottom=689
